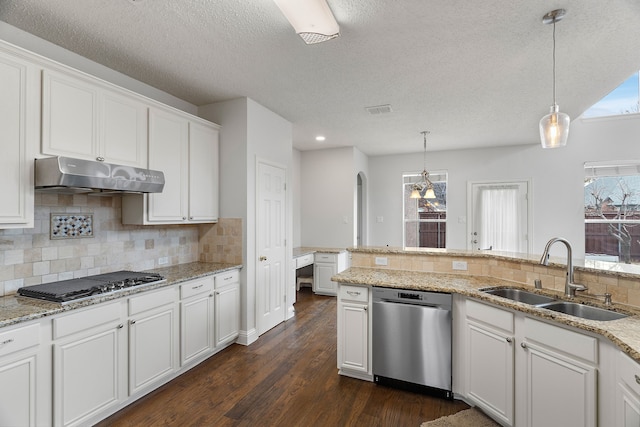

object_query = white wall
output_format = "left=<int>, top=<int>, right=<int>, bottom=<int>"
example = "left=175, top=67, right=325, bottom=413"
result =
left=300, top=147, right=369, bottom=248
left=293, top=149, right=302, bottom=247
left=199, top=98, right=293, bottom=344
left=367, top=114, right=640, bottom=260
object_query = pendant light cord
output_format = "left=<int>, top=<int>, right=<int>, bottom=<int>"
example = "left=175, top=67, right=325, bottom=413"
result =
left=552, top=19, right=558, bottom=106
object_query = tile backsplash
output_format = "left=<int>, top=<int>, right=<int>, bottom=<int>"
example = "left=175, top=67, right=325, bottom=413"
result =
left=0, top=193, right=204, bottom=296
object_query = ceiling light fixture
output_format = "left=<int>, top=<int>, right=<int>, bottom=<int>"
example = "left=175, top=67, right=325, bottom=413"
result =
left=539, top=9, right=570, bottom=149
left=410, top=131, right=436, bottom=199
left=273, top=0, right=340, bottom=45
left=315, top=135, right=326, bottom=142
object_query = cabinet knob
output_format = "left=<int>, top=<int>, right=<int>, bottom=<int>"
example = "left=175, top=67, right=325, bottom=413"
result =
left=189, top=216, right=193, bottom=220
left=521, top=342, right=527, bottom=349
left=130, top=319, right=136, bottom=325
left=506, top=337, right=512, bottom=343
left=96, top=156, right=105, bottom=162
left=635, top=374, right=640, bottom=385
left=117, top=324, right=124, bottom=329
left=259, top=256, right=267, bottom=261
left=209, top=294, right=214, bottom=297
left=363, top=306, right=368, bottom=311
left=182, top=217, right=187, bottom=221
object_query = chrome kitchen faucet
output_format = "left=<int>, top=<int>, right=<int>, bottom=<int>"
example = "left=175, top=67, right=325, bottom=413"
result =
left=540, top=237, right=588, bottom=298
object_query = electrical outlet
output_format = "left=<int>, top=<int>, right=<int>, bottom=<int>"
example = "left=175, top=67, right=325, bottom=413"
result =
left=375, top=257, right=388, bottom=266
left=158, top=256, right=169, bottom=265
left=452, top=260, right=468, bottom=271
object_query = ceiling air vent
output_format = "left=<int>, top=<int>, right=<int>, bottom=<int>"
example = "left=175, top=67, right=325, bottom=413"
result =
left=365, top=104, right=393, bottom=115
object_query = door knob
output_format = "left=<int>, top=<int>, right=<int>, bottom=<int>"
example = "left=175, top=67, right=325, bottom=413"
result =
left=259, top=256, right=267, bottom=261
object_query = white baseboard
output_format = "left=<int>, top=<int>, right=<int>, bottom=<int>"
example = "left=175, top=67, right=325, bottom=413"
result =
left=236, top=327, right=258, bottom=346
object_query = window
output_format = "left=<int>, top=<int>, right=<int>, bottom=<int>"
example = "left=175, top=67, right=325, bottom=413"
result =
left=582, top=71, right=640, bottom=119
left=403, top=172, right=447, bottom=248
left=584, top=162, right=640, bottom=264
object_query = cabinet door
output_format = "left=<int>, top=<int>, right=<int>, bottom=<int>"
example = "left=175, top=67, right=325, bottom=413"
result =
left=0, top=51, right=35, bottom=227
left=314, top=262, right=337, bottom=295
left=42, top=69, right=98, bottom=159
left=466, top=320, right=514, bottom=426
left=147, top=108, right=188, bottom=222
left=188, top=122, right=219, bottom=221
left=100, top=90, right=147, bottom=167
left=338, top=302, right=368, bottom=373
left=523, top=343, right=596, bottom=427
left=181, top=293, right=214, bottom=365
left=54, top=325, right=124, bottom=427
left=617, top=382, right=640, bottom=427
left=0, top=355, right=37, bottom=427
left=215, top=283, right=239, bottom=348
left=129, top=305, right=177, bottom=394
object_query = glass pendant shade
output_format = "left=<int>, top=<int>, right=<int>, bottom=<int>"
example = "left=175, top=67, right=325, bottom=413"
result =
left=410, top=188, right=421, bottom=199
left=424, top=186, right=436, bottom=199
left=539, top=104, right=570, bottom=149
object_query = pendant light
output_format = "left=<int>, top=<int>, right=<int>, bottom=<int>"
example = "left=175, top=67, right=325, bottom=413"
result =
left=410, top=131, right=436, bottom=199
left=539, top=9, right=570, bottom=149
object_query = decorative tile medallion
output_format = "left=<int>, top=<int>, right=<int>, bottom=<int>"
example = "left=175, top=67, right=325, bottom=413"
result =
left=50, top=213, right=94, bottom=239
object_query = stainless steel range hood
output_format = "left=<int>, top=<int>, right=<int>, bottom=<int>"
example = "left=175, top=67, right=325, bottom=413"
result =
left=35, top=156, right=165, bottom=194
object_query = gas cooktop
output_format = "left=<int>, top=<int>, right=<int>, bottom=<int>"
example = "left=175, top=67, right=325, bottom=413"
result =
left=17, top=271, right=165, bottom=304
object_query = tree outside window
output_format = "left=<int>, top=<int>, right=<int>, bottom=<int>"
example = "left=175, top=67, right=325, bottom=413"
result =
left=584, top=164, right=640, bottom=264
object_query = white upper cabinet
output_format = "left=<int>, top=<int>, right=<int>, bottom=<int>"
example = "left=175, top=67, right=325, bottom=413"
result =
left=42, top=68, right=147, bottom=167
left=0, top=46, right=37, bottom=228
left=122, top=107, right=219, bottom=225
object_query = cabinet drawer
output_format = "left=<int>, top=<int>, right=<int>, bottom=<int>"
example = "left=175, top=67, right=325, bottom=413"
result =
left=54, top=301, right=121, bottom=339
left=0, top=323, right=40, bottom=357
left=214, top=270, right=239, bottom=288
left=315, top=253, right=337, bottom=263
left=466, top=299, right=514, bottom=333
left=524, top=317, right=597, bottom=363
left=339, top=285, right=368, bottom=303
left=180, top=276, right=214, bottom=299
left=618, top=351, right=640, bottom=395
left=129, top=286, right=177, bottom=315
left=296, top=254, right=314, bottom=268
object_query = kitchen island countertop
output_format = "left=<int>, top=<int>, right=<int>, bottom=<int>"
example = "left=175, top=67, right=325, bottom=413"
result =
left=333, top=266, right=640, bottom=364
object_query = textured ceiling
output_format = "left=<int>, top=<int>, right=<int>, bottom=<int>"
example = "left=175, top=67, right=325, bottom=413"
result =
left=1, top=0, right=640, bottom=155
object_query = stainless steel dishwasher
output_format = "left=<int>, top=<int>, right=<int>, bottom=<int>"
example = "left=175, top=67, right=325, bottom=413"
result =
left=372, top=286, right=452, bottom=399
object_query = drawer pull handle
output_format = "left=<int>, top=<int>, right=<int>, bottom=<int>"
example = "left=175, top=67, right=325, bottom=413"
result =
left=506, top=337, right=512, bottom=343
left=0, top=338, right=14, bottom=345
left=635, top=375, right=640, bottom=385
left=192, top=284, right=204, bottom=290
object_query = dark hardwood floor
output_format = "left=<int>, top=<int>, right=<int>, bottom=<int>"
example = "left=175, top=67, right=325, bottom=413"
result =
left=97, top=288, right=468, bottom=426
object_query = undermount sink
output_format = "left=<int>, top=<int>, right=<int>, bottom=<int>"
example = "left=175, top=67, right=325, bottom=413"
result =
left=483, top=288, right=557, bottom=305
left=483, top=288, right=628, bottom=321
left=536, top=301, right=628, bottom=321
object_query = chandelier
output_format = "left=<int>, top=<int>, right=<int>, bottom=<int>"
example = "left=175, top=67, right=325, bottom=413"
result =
left=410, top=131, right=436, bottom=199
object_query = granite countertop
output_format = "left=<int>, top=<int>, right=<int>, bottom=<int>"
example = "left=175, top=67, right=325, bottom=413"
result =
left=347, top=246, right=640, bottom=279
left=293, top=247, right=346, bottom=257
left=333, top=267, right=640, bottom=363
left=0, top=262, right=242, bottom=329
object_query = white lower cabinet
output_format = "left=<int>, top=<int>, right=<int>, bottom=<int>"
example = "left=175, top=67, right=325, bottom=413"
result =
left=180, top=276, right=215, bottom=365
left=337, top=284, right=371, bottom=381
left=313, top=251, right=348, bottom=296
left=459, top=298, right=598, bottom=427
left=465, top=300, right=514, bottom=426
left=128, top=286, right=179, bottom=395
left=615, top=350, right=640, bottom=426
left=214, top=271, right=240, bottom=348
left=0, top=321, right=49, bottom=427
left=520, top=317, right=597, bottom=427
left=52, top=302, right=126, bottom=427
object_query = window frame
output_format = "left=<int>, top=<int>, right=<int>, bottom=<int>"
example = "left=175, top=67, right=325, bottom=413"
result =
left=402, top=171, right=448, bottom=249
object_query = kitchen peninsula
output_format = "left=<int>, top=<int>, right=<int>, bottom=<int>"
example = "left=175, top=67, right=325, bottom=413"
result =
left=334, top=246, right=640, bottom=427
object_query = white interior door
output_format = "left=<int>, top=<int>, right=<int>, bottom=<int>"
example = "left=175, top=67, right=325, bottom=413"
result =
left=256, top=160, right=287, bottom=335
left=468, top=180, right=531, bottom=253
